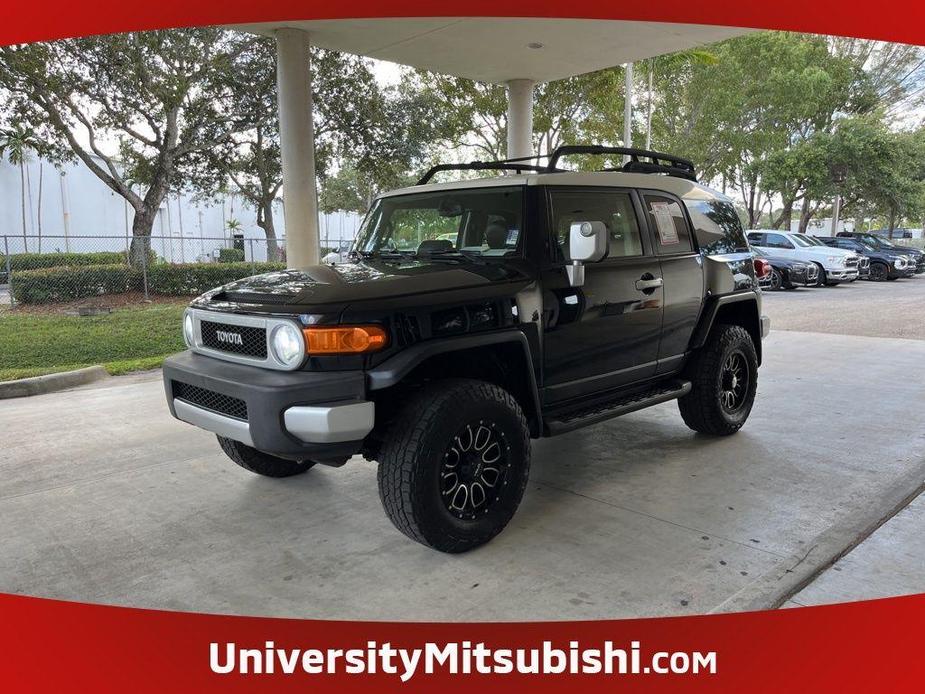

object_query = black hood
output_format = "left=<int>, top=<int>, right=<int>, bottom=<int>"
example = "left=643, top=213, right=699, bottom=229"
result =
left=192, top=259, right=531, bottom=312
left=760, top=254, right=810, bottom=270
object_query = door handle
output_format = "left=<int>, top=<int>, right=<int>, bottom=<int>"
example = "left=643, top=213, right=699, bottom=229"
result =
left=635, top=276, right=663, bottom=292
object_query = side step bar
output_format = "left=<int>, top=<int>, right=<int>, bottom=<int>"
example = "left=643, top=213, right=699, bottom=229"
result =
left=545, top=380, right=691, bottom=436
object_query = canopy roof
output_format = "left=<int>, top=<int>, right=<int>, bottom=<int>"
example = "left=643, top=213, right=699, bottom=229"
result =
left=241, top=17, right=750, bottom=83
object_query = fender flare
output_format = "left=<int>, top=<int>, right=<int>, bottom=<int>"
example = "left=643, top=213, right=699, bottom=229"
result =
left=690, top=292, right=762, bottom=362
left=366, top=330, right=543, bottom=430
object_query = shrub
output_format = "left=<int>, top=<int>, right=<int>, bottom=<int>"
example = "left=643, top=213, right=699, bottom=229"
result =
left=10, top=261, right=286, bottom=304
left=145, top=262, right=286, bottom=296
left=217, top=248, right=245, bottom=263
left=10, top=264, right=141, bottom=304
left=2, top=251, right=128, bottom=272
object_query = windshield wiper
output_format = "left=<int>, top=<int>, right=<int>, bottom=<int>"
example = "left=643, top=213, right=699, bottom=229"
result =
left=416, top=249, right=487, bottom=264
left=359, top=249, right=414, bottom=261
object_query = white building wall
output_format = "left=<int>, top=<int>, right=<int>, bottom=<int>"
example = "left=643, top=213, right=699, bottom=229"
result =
left=0, top=152, right=363, bottom=261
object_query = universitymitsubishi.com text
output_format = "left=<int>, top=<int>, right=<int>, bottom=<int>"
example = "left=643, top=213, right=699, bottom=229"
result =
left=210, top=640, right=718, bottom=681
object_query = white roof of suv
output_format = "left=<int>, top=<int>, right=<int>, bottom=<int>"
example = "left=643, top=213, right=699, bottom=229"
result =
left=380, top=171, right=730, bottom=204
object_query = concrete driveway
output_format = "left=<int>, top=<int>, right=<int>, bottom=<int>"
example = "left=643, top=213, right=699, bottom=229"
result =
left=3, top=312, right=924, bottom=619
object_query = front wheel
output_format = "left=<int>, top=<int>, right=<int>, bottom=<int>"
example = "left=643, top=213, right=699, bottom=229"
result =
left=869, top=262, right=888, bottom=282
left=678, top=324, right=758, bottom=436
left=768, top=268, right=783, bottom=291
left=814, top=263, right=829, bottom=286
left=217, top=436, right=316, bottom=478
left=377, top=379, right=531, bottom=553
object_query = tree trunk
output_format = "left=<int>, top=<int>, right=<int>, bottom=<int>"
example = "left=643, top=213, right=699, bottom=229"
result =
left=887, top=207, right=896, bottom=238
left=770, top=201, right=793, bottom=230
left=798, top=199, right=815, bottom=234
left=19, top=161, right=28, bottom=252
left=129, top=207, right=158, bottom=266
left=36, top=162, right=43, bottom=253
left=257, top=199, right=280, bottom=263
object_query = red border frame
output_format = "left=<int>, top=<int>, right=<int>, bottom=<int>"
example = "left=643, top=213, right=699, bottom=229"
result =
left=2, top=1, right=925, bottom=47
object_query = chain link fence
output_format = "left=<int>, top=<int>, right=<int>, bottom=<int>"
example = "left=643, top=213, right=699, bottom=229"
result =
left=1, top=235, right=295, bottom=307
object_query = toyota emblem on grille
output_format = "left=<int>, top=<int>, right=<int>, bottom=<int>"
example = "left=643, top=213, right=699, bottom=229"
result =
left=216, top=330, right=244, bottom=346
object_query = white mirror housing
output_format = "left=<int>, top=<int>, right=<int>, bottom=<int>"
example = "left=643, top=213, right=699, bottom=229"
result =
left=566, top=221, right=608, bottom=287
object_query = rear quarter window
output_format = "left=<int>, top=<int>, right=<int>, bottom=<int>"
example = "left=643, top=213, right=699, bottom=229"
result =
left=685, top=199, right=749, bottom=255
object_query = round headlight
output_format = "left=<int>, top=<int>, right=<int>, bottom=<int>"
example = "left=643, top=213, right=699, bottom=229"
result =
left=270, top=323, right=304, bottom=367
left=183, top=312, right=194, bottom=346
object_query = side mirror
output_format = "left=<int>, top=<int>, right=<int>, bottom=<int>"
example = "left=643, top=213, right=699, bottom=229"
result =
left=566, top=221, right=608, bottom=287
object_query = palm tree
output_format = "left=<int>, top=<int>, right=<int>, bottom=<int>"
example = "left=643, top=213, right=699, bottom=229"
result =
left=0, top=125, right=38, bottom=252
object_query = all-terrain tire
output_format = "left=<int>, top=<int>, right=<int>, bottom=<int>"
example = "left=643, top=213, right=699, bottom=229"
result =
left=678, top=324, right=758, bottom=436
left=217, top=436, right=315, bottom=478
left=377, top=378, right=531, bottom=553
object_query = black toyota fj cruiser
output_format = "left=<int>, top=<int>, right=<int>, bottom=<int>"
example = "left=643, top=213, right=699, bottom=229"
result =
left=163, top=145, right=770, bottom=553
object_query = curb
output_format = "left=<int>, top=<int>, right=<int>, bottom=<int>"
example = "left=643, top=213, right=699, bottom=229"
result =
left=0, top=365, right=109, bottom=399
left=709, top=463, right=925, bottom=613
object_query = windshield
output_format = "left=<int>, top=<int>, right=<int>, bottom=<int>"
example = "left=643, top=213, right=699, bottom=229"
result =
left=355, top=187, right=524, bottom=259
left=791, top=234, right=813, bottom=247
left=793, top=234, right=826, bottom=247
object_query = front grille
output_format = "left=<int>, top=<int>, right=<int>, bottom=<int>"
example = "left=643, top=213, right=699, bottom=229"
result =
left=173, top=382, right=248, bottom=421
left=200, top=320, right=267, bottom=358
left=845, top=257, right=859, bottom=268
left=858, top=257, right=870, bottom=270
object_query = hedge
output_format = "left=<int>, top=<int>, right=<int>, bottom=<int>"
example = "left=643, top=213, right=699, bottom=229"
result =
left=10, top=261, right=286, bottom=304
left=217, top=248, right=245, bottom=263
left=0, top=250, right=151, bottom=272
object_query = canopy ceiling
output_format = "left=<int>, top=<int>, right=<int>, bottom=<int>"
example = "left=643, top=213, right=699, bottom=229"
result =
left=241, top=18, right=751, bottom=83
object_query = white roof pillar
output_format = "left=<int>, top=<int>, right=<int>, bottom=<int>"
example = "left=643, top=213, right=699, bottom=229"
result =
left=276, top=27, right=320, bottom=268
left=505, top=79, right=535, bottom=161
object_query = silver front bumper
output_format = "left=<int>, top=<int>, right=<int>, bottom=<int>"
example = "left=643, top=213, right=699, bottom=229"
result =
left=173, top=398, right=374, bottom=446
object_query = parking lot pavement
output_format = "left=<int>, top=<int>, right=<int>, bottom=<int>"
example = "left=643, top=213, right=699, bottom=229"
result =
left=3, top=329, right=924, bottom=620
left=762, top=275, right=925, bottom=340
left=789, top=493, right=925, bottom=606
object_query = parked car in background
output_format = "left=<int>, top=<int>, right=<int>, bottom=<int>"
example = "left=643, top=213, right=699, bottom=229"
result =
left=747, top=231, right=861, bottom=285
left=751, top=246, right=819, bottom=290
left=870, top=228, right=913, bottom=239
left=837, top=232, right=925, bottom=274
left=818, top=236, right=913, bottom=281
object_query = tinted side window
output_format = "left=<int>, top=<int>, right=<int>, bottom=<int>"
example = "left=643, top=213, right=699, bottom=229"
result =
left=551, top=190, right=644, bottom=261
left=643, top=195, right=693, bottom=254
left=747, top=232, right=765, bottom=245
left=765, top=233, right=792, bottom=249
left=685, top=199, right=749, bottom=255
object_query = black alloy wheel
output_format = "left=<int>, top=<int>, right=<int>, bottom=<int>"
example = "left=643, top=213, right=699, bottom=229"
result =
left=719, top=351, right=749, bottom=414
left=440, top=421, right=511, bottom=521
left=869, top=262, right=889, bottom=282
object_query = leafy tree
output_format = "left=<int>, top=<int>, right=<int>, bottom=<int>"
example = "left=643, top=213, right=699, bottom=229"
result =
left=0, top=30, right=256, bottom=261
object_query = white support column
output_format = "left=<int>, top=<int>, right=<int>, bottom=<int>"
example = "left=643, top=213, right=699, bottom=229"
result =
left=623, top=63, right=634, bottom=164
left=506, top=79, right=535, bottom=161
left=276, top=28, right=319, bottom=268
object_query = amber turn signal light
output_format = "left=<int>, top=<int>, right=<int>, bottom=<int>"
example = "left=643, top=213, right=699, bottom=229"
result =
left=303, top=325, right=388, bottom=354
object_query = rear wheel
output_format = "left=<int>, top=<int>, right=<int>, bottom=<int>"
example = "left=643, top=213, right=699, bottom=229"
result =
left=678, top=324, right=758, bottom=436
left=377, top=379, right=530, bottom=553
left=217, top=436, right=315, bottom=478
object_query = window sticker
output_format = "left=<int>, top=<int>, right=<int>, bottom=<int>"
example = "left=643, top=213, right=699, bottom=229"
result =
left=651, top=202, right=679, bottom=245
left=506, top=228, right=520, bottom=246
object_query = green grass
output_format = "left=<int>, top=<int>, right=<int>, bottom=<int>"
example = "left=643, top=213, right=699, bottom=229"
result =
left=0, top=303, right=187, bottom=381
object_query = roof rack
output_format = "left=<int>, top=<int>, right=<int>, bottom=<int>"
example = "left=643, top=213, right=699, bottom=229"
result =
left=415, top=144, right=697, bottom=185
left=415, top=161, right=548, bottom=185
left=546, top=145, right=697, bottom=181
